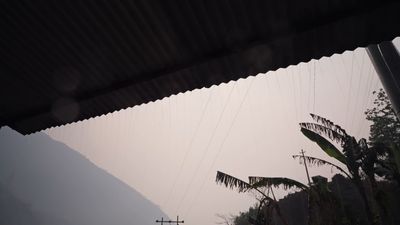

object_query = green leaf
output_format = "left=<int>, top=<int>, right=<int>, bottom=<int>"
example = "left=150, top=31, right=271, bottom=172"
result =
left=300, top=122, right=346, bottom=144
left=215, top=171, right=251, bottom=193
left=300, top=128, right=347, bottom=164
left=249, top=176, right=308, bottom=191
left=310, top=113, right=347, bottom=136
left=292, top=154, right=352, bottom=179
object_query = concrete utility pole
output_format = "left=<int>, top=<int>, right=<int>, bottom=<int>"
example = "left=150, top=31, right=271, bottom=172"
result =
left=156, top=216, right=184, bottom=225
left=366, top=41, right=400, bottom=119
left=300, top=149, right=312, bottom=186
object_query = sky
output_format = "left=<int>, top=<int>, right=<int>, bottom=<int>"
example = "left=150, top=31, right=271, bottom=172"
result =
left=45, top=38, right=400, bottom=225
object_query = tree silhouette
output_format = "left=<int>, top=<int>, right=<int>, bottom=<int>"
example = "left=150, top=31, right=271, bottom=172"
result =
left=300, top=114, right=382, bottom=225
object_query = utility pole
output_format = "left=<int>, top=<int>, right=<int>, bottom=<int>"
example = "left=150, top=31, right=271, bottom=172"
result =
left=156, top=216, right=184, bottom=225
left=269, top=186, right=276, bottom=201
left=300, top=150, right=312, bottom=186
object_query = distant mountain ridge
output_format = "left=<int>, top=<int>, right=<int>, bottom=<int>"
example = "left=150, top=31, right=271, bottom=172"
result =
left=0, top=183, right=41, bottom=225
left=0, top=126, right=168, bottom=225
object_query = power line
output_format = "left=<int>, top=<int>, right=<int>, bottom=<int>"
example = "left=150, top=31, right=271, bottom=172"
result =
left=174, top=82, right=237, bottom=214
left=350, top=51, right=365, bottom=132
left=183, top=77, right=255, bottom=217
left=264, top=74, right=272, bottom=136
left=307, top=62, right=312, bottom=112
left=297, top=64, right=303, bottom=118
left=290, top=67, right=299, bottom=122
left=274, top=70, right=294, bottom=127
left=344, top=51, right=355, bottom=128
left=358, top=67, right=382, bottom=136
left=357, top=63, right=374, bottom=137
left=264, top=72, right=271, bottom=99
left=313, top=60, right=316, bottom=113
left=162, top=89, right=214, bottom=209
left=328, top=56, right=344, bottom=93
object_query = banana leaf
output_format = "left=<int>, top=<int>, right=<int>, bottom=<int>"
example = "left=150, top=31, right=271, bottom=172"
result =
left=249, top=176, right=308, bottom=191
left=301, top=128, right=346, bottom=164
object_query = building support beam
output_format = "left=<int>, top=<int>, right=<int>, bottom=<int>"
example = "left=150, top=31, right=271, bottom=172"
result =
left=366, top=41, right=400, bottom=119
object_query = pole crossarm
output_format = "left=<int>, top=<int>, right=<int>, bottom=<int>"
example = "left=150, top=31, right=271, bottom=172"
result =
left=156, top=216, right=184, bottom=225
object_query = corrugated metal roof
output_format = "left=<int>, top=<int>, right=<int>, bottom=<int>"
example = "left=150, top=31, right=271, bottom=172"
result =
left=1, top=0, right=400, bottom=134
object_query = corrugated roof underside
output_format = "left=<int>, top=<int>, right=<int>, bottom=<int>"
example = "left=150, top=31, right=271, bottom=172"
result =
left=0, top=0, right=400, bottom=134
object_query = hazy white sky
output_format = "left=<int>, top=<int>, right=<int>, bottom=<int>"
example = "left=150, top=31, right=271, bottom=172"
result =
left=45, top=39, right=399, bottom=225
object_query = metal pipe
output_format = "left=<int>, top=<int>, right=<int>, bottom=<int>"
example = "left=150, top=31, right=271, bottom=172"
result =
left=366, top=41, right=400, bottom=119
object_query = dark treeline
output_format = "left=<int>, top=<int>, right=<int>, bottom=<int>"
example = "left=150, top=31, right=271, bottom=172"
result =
left=238, top=174, right=400, bottom=225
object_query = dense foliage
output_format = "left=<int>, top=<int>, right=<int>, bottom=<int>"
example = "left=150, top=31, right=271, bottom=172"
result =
left=365, top=88, right=400, bottom=146
left=365, top=89, right=400, bottom=185
left=216, top=89, right=400, bottom=225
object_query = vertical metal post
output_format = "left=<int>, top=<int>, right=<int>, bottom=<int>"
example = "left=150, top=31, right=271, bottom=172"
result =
left=156, top=217, right=165, bottom=225
left=366, top=41, right=400, bottom=119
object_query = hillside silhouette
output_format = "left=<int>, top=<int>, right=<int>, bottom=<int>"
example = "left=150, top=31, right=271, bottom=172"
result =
left=0, top=127, right=168, bottom=225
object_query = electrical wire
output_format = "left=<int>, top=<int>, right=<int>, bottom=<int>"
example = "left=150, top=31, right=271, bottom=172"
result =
left=290, top=67, right=299, bottom=122
left=350, top=51, right=365, bottom=131
left=183, top=77, right=255, bottom=217
left=307, top=62, right=312, bottom=112
left=173, top=82, right=237, bottom=214
left=297, top=64, right=303, bottom=118
left=313, top=60, right=316, bottom=113
left=357, top=62, right=374, bottom=137
left=344, top=52, right=355, bottom=128
left=162, top=88, right=214, bottom=208
left=328, top=56, right=344, bottom=93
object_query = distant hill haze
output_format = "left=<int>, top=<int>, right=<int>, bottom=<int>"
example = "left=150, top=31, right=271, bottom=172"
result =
left=0, top=127, right=168, bottom=225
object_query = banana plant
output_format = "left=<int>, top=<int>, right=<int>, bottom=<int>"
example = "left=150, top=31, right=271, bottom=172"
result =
left=216, top=171, right=338, bottom=225
left=249, top=175, right=339, bottom=225
left=300, top=113, right=382, bottom=225
left=215, top=171, right=288, bottom=225
left=292, top=154, right=351, bottom=179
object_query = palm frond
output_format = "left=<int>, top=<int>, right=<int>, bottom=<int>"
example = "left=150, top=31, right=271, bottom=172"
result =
left=249, top=176, right=308, bottom=191
left=216, top=171, right=251, bottom=193
left=300, top=128, right=347, bottom=164
left=293, top=154, right=352, bottom=179
left=310, top=114, right=348, bottom=136
left=216, top=172, right=289, bottom=225
left=300, top=123, right=346, bottom=144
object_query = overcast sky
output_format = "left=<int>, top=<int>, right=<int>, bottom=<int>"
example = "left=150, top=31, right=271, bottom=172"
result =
left=45, top=38, right=400, bottom=225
